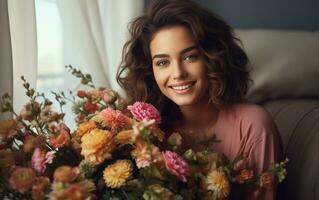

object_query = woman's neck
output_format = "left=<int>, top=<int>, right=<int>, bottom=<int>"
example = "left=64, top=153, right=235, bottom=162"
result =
left=178, top=100, right=219, bottom=129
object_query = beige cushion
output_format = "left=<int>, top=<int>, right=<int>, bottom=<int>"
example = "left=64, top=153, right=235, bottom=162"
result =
left=236, top=29, right=319, bottom=103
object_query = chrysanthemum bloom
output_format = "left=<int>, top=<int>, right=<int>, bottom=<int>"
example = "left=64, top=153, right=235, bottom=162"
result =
left=103, top=160, right=133, bottom=188
left=32, top=177, right=50, bottom=200
left=9, top=167, right=36, bottom=193
left=128, top=102, right=161, bottom=125
left=143, top=184, right=173, bottom=200
left=75, top=121, right=96, bottom=138
left=131, top=138, right=163, bottom=169
left=162, top=151, right=190, bottom=182
left=53, top=166, right=79, bottom=183
left=235, top=169, right=254, bottom=184
left=259, top=172, right=273, bottom=188
left=0, top=149, right=15, bottom=169
left=100, top=108, right=132, bottom=131
left=205, top=170, right=230, bottom=199
left=32, top=148, right=55, bottom=174
left=81, top=129, right=114, bottom=165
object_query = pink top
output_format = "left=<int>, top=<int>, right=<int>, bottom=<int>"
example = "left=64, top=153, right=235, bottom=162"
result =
left=175, top=103, right=283, bottom=200
left=175, top=103, right=282, bottom=200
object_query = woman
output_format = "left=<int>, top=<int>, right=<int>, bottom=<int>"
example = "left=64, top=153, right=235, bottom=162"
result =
left=117, top=0, right=282, bottom=199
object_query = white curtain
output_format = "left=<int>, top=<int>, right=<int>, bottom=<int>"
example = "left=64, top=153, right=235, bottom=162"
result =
left=7, top=0, right=38, bottom=112
left=56, top=0, right=144, bottom=93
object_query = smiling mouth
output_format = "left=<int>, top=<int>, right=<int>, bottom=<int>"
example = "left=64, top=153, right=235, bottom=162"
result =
left=169, top=82, right=195, bottom=92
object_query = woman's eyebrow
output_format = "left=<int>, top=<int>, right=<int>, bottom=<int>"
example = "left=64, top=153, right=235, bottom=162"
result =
left=180, top=45, right=198, bottom=55
left=152, top=45, right=198, bottom=61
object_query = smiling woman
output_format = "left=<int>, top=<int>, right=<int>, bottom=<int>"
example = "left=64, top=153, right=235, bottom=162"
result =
left=116, top=0, right=282, bottom=199
left=151, top=26, right=209, bottom=107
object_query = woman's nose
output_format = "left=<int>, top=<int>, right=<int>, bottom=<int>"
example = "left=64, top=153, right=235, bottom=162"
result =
left=172, top=60, right=187, bottom=80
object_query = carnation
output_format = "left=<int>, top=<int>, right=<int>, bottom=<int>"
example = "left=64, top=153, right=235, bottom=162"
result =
left=100, top=108, right=132, bottom=131
left=81, top=129, right=114, bottom=165
left=128, top=102, right=161, bottom=125
left=32, top=148, right=55, bottom=174
left=162, top=151, right=190, bottom=182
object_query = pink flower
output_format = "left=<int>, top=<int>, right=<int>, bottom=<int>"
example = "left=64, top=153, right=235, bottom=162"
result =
left=100, top=108, right=131, bottom=131
left=162, top=151, right=190, bottom=182
left=127, top=102, right=161, bottom=125
left=32, top=148, right=55, bottom=174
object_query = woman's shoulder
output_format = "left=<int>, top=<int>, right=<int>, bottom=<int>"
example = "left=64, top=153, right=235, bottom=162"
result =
left=223, top=102, right=273, bottom=124
left=220, top=103, right=277, bottom=138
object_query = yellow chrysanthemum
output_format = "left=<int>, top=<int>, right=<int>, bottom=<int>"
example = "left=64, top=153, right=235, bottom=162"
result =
left=115, top=130, right=137, bottom=145
left=81, top=129, right=114, bottom=165
left=103, top=160, right=133, bottom=189
left=206, top=170, right=230, bottom=199
left=76, top=121, right=96, bottom=138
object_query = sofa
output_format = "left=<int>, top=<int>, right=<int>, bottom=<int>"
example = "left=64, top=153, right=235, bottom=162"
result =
left=237, top=29, right=319, bottom=200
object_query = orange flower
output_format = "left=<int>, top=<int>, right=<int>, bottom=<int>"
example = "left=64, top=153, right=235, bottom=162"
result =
left=260, top=172, right=273, bottom=188
left=67, top=184, right=89, bottom=200
left=9, top=167, right=36, bottom=193
left=53, top=166, right=79, bottom=183
left=50, top=124, right=71, bottom=148
left=235, top=169, right=254, bottom=184
left=99, top=108, right=132, bottom=131
left=115, top=130, right=136, bottom=145
left=32, top=177, right=50, bottom=200
left=50, top=131, right=70, bottom=148
left=81, top=129, right=114, bottom=165
left=75, top=121, right=96, bottom=138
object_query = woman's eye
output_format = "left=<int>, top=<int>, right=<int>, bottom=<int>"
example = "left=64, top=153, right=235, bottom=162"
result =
left=156, top=60, right=169, bottom=67
left=184, top=54, right=199, bottom=62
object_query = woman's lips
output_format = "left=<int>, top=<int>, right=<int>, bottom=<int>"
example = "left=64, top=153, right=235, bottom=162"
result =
left=169, top=81, right=195, bottom=94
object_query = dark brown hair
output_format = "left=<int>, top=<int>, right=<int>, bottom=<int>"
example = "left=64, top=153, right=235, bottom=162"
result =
left=117, top=0, right=250, bottom=130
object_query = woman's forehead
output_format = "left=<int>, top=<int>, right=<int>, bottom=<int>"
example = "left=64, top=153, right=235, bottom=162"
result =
left=150, top=25, right=197, bottom=57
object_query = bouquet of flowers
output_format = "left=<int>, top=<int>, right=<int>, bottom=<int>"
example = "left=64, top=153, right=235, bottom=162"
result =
left=0, top=66, right=287, bottom=200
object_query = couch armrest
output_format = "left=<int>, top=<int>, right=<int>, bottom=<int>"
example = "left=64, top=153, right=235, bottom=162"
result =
left=262, top=98, right=319, bottom=200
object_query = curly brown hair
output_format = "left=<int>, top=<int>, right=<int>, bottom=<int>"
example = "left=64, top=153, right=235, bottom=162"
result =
left=117, top=0, right=250, bottom=130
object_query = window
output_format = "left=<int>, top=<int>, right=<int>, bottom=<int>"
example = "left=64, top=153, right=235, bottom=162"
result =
left=35, top=0, right=75, bottom=129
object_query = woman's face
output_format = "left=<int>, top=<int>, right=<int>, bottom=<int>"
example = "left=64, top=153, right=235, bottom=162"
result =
left=150, top=25, right=209, bottom=107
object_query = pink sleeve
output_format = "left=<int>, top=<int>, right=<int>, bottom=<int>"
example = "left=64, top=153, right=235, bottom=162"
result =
left=240, top=107, right=283, bottom=200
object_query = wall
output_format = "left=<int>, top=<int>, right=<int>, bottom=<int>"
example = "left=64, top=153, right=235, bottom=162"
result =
left=145, top=0, right=319, bottom=30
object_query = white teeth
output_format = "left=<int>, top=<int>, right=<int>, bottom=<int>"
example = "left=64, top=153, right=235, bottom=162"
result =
left=171, top=84, right=192, bottom=90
